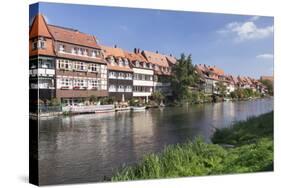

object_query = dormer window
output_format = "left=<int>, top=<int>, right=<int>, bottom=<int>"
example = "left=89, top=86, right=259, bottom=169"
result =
left=96, top=50, right=100, bottom=57
left=59, top=44, right=65, bottom=52
left=135, top=61, right=139, bottom=67
left=118, top=58, right=123, bottom=66
left=78, top=48, right=82, bottom=55
left=109, top=57, right=115, bottom=65
left=32, top=37, right=46, bottom=50
left=92, top=50, right=96, bottom=57
left=71, top=48, right=76, bottom=54
left=124, top=59, right=129, bottom=66
left=83, top=49, right=88, bottom=56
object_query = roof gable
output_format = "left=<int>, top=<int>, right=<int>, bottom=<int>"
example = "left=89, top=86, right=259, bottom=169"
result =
left=124, top=51, right=147, bottom=63
left=29, top=14, right=52, bottom=39
left=142, top=50, right=169, bottom=67
left=101, top=45, right=126, bottom=58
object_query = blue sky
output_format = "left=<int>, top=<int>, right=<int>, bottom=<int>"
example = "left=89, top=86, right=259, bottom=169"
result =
left=30, top=2, right=274, bottom=78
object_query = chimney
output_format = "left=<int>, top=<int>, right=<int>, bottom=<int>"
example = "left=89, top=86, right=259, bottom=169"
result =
left=156, top=50, right=158, bottom=54
left=114, top=44, right=117, bottom=48
left=138, top=48, right=140, bottom=53
left=134, top=48, right=137, bottom=53
left=170, top=54, right=172, bottom=57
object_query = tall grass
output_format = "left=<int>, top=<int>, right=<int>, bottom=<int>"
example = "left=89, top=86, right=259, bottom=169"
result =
left=111, top=111, right=273, bottom=181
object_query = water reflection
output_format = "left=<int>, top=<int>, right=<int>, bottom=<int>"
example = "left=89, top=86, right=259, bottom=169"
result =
left=38, top=98, right=273, bottom=185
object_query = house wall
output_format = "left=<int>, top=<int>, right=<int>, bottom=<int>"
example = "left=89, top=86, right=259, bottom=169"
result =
left=132, top=68, right=154, bottom=97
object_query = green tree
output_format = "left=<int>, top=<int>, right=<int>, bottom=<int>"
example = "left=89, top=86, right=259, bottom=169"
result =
left=170, top=54, right=199, bottom=101
left=151, top=91, right=165, bottom=104
left=260, top=79, right=273, bottom=95
left=50, top=98, right=61, bottom=106
left=89, top=95, right=97, bottom=104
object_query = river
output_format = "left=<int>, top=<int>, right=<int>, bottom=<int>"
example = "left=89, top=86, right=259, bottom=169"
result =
left=38, top=98, right=273, bottom=185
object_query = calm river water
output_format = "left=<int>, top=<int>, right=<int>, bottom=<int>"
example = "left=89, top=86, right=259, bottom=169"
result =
left=38, top=98, right=273, bottom=185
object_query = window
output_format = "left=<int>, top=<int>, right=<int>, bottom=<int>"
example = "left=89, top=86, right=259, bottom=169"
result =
left=109, top=72, right=116, bottom=78
left=135, top=61, right=140, bottom=67
left=92, top=50, right=96, bottom=57
left=89, top=79, right=98, bottom=89
left=118, top=58, right=124, bottom=66
left=32, top=37, right=46, bottom=50
left=124, top=59, right=129, bottom=66
left=32, top=42, right=37, bottom=50
left=109, top=85, right=116, bottom=92
left=78, top=48, right=82, bottom=55
left=60, top=78, right=72, bottom=88
left=88, top=64, right=97, bottom=72
left=125, top=73, right=132, bottom=80
left=59, top=44, right=65, bottom=52
left=74, top=62, right=86, bottom=71
left=83, top=49, right=88, bottom=56
left=71, top=48, right=76, bottom=54
left=118, top=72, right=125, bottom=79
left=126, top=85, right=132, bottom=92
left=118, top=85, right=124, bottom=92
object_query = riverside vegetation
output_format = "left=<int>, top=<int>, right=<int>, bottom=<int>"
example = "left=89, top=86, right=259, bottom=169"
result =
left=111, top=111, right=273, bottom=181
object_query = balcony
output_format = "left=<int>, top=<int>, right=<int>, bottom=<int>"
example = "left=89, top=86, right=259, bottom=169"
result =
left=109, top=88, right=117, bottom=92
left=30, top=68, right=55, bottom=77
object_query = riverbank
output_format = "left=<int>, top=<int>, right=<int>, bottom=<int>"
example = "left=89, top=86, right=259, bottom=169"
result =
left=111, top=111, right=273, bottom=181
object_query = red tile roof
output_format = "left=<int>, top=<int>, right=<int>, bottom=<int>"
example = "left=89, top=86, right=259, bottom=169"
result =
left=142, top=51, right=169, bottom=67
left=30, top=14, right=52, bottom=39
left=165, top=55, right=177, bottom=65
left=48, top=25, right=101, bottom=49
left=124, top=51, right=148, bottom=63
left=208, top=66, right=224, bottom=75
left=101, top=45, right=126, bottom=58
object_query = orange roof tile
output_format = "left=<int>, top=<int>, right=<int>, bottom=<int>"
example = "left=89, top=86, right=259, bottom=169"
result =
left=208, top=66, right=224, bottom=75
left=101, top=45, right=126, bottom=58
left=48, top=25, right=100, bottom=49
left=142, top=51, right=169, bottom=67
left=165, top=55, right=177, bottom=65
left=30, top=14, right=52, bottom=39
left=124, top=51, right=148, bottom=63
left=260, top=76, right=274, bottom=82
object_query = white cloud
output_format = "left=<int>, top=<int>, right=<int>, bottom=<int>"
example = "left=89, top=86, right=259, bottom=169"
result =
left=218, top=19, right=273, bottom=42
left=256, top=53, right=274, bottom=59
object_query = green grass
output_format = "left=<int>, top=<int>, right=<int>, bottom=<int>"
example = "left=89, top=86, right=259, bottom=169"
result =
left=212, top=111, right=273, bottom=146
left=111, top=111, right=273, bottom=181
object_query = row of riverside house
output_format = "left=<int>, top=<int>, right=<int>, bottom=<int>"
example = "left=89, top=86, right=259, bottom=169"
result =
left=29, top=14, right=269, bottom=106
left=195, top=64, right=268, bottom=95
left=29, top=14, right=176, bottom=106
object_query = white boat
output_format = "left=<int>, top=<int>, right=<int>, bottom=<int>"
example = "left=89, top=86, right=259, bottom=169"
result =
left=94, top=109, right=115, bottom=113
left=131, top=106, right=146, bottom=111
